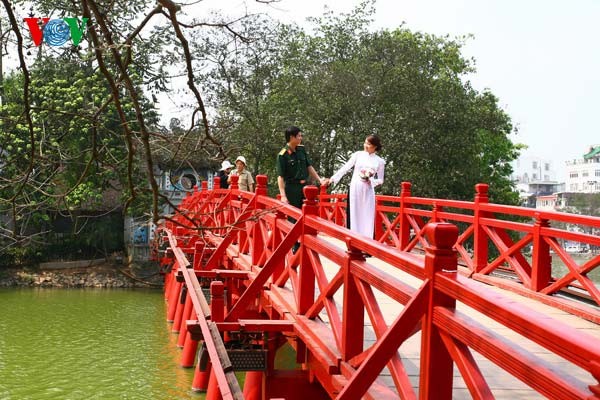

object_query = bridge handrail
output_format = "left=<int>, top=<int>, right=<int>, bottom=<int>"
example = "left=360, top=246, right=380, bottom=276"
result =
left=157, top=224, right=243, bottom=400
left=157, top=175, right=600, bottom=399
left=318, top=182, right=600, bottom=322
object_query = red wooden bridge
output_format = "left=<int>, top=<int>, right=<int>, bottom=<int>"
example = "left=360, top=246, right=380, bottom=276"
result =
left=155, top=174, right=600, bottom=399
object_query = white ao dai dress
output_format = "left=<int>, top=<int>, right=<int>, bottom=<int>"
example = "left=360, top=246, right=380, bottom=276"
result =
left=330, top=151, right=386, bottom=239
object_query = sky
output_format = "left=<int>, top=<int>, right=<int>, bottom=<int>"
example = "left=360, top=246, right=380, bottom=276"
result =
left=194, top=0, right=600, bottom=181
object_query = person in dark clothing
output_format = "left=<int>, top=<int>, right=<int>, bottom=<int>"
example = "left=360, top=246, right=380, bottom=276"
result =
left=217, top=160, right=233, bottom=189
left=276, top=126, right=325, bottom=254
left=276, top=126, right=324, bottom=208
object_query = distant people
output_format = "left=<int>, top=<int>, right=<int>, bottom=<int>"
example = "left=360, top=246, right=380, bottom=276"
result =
left=324, top=134, right=385, bottom=239
left=218, top=160, right=233, bottom=189
left=276, top=126, right=325, bottom=208
left=228, top=155, right=255, bottom=192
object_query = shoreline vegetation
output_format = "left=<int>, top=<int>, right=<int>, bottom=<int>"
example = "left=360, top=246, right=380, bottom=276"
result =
left=0, top=261, right=163, bottom=288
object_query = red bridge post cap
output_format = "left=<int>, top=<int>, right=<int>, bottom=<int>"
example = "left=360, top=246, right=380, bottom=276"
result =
left=255, top=174, right=268, bottom=195
left=475, top=183, right=489, bottom=195
left=256, top=175, right=268, bottom=186
left=210, top=280, right=224, bottom=296
left=401, top=181, right=412, bottom=194
left=425, top=222, right=458, bottom=250
left=303, top=185, right=318, bottom=201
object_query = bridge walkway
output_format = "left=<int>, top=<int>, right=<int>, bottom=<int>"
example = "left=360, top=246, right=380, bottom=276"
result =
left=313, top=234, right=600, bottom=399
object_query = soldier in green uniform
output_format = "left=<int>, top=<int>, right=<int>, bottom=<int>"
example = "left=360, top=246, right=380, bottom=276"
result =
left=276, top=126, right=324, bottom=209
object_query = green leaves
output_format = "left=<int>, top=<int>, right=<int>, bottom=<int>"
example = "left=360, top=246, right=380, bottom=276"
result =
left=200, top=2, right=521, bottom=202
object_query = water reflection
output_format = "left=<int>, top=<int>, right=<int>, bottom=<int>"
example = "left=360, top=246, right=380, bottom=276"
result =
left=551, top=253, right=600, bottom=284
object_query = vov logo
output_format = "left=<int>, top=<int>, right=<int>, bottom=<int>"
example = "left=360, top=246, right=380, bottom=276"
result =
left=23, top=17, right=89, bottom=47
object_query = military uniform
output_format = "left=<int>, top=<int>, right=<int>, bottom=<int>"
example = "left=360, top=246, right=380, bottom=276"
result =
left=277, top=144, right=312, bottom=209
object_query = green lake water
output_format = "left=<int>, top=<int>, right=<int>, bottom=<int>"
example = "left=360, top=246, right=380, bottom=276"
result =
left=0, top=288, right=201, bottom=400
left=0, top=255, right=597, bottom=400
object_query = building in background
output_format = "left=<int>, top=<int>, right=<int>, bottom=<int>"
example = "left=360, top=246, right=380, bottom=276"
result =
left=511, top=154, right=560, bottom=207
left=565, top=144, right=600, bottom=194
left=125, top=160, right=218, bottom=262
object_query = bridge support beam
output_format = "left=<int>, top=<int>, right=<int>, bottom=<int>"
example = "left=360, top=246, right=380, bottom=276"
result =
left=243, top=371, right=263, bottom=400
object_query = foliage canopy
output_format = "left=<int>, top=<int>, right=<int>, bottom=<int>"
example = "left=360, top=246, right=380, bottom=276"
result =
left=0, top=0, right=521, bottom=260
left=198, top=4, right=522, bottom=203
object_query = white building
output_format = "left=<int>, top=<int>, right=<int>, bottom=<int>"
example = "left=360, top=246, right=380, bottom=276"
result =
left=535, top=194, right=558, bottom=211
left=512, top=154, right=557, bottom=184
left=565, top=145, right=600, bottom=193
left=511, top=154, right=560, bottom=206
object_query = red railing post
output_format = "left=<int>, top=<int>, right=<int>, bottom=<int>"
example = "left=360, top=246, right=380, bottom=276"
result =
left=206, top=281, right=225, bottom=400
left=336, top=195, right=345, bottom=226
left=420, top=222, right=458, bottom=399
left=319, top=184, right=328, bottom=219
left=298, top=186, right=319, bottom=314
left=399, top=182, right=412, bottom=250
left=342, top=238, right=365, bottom=361
left=227, top=175, right=243, bottom=248
left=201, top=180, right=208, bottom=207
left=230, top=173, right=239, bottom=191
left=251, top=175, right=268, bottom=266
left=531, top=212, right=551, bottom=291
left=473, top=183, right=489, bottom=273
left=254, top=174, right=267, bottom=197
left=374, top=197, right=384, bottom=241
left=272, top=197, right=286, bottom=284
left=213, top=176, right=221, bottom=189
left=431, top=202, right=440, bottom=223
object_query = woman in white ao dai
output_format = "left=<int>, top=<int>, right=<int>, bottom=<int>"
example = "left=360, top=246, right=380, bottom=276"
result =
left=329, top=135, right=385, bottom=239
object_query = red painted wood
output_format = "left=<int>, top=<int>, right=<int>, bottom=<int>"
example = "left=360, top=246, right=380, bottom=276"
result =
left=156, top=179, right=600, bottom=399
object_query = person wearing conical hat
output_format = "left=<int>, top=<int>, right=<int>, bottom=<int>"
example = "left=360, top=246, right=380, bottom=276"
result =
left=228, top=155, right=254, bottom=192
left=217, top=160, right=233, bottom=189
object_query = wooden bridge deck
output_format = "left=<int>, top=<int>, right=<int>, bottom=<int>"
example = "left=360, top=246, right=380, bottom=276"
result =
left=310, top=235, right=600, bottom=399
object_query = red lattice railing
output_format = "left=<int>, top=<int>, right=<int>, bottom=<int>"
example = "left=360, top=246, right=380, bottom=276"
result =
left=319, top=182, right=600, bottom=321
left=155, top=175, right=600, bottom=399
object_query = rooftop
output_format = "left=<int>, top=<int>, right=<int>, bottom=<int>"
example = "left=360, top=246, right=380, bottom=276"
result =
left=583, top=145, right=600, bottom=160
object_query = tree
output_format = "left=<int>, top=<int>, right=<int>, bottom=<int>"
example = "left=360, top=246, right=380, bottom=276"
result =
left=199, top=1, right=522, bottom=203
left=0, top=0, right=521, bottom=263
left=0, top=0, right=280, bottom=259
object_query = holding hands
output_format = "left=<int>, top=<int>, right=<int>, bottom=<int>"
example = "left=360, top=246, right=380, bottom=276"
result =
left=320, top=177, right=331, bottom=187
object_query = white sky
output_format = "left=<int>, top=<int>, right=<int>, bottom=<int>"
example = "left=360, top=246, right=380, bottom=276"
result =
left=192, top=0, right=600, bottom=181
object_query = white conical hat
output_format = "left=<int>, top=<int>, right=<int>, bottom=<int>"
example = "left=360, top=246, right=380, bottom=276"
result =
left=220, top=160, right=233, bottom=171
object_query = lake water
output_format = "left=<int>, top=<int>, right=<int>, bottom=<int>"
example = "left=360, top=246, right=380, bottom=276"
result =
left=0, top=288, right=201, bottom=400
left=0, top=257, right=597, bottom=400
left=551, top=253, right=600, bottom=284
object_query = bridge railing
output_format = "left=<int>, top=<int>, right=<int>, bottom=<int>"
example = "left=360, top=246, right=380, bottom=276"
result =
left=157, top=174, right=600, bottom=399
left=319, top=181, right=600, bottom=322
